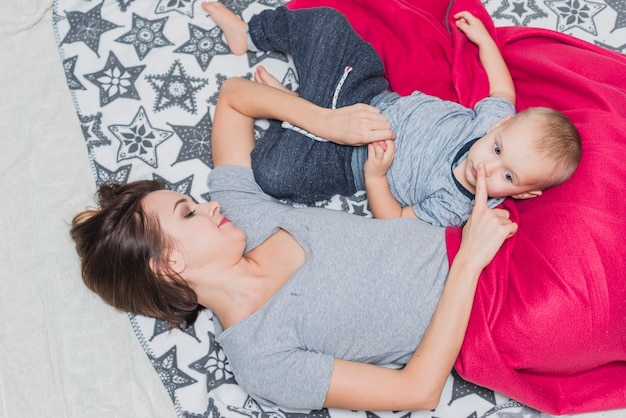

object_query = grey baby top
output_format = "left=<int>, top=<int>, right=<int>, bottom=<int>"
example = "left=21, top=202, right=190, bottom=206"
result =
left=359, top=92, right=515, bottom=227
left=207, top=166, right=449, bottom=410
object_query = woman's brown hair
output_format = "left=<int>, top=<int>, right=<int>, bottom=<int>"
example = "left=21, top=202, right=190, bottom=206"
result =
left=70, top=180, right=203, bottom=329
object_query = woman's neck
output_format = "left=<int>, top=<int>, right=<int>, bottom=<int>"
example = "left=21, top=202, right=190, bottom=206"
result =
left=200, top=228, right=305, bottom=330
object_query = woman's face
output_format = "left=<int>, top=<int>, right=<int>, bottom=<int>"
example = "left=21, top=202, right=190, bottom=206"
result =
left=142, top=189, right=246, bottom=277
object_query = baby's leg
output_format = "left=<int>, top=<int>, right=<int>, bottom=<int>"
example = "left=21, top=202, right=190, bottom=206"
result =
left=254, top=66, right=299, bottom=97
left=202, top=2, right=248, bottom=55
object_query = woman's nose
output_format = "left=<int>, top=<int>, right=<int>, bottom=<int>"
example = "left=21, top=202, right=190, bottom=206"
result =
left=200, top=201, right=221, bottom=215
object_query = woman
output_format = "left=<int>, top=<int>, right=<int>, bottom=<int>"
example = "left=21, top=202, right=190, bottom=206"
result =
left=70, top=78, right=517, bottom=411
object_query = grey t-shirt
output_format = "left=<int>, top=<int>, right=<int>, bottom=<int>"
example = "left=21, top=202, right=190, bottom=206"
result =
left=207, top=166, right=449, bottom=410
left=356, top=92, right=514, bottom=227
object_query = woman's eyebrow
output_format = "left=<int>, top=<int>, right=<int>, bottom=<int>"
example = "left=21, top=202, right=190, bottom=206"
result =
left=172, top=197, right=188, bottom=214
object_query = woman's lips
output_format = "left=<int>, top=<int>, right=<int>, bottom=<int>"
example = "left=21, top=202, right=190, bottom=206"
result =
left=218, top=217, right=231, bottom=227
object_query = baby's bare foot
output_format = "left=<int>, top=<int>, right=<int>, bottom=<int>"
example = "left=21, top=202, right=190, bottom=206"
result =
left=202, top=2, right=248, bottom=55
left=254, top=66, right=299, bottom=97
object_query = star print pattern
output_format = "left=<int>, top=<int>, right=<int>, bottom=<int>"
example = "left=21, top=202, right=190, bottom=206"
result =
left=61, top=2, right=120, bottom=57
left=156, top=0, right=196, bottom=18
left=188, top=332, right=237, bottom=391
left=55, top=0, right=625, bottom=417
left=63, top=56, right=85, bottom=90
left=545, top=0, right=606, bottom=35
left=150, top=346, right=198, bottom=397
left=85, top=52, right=145, bottom=106
left=109, top=106, right=171, bottom=167
left=153, top=173, right=195, bottom=196
left=149, top=318, right=201, bottom=342
left=146, top=60, right=209, bottom=114
left=169, top=108, right=215, bottom=168
left=93, top=161, right=132, bottom=187
left=606, top=0, right=626, bottom=32
left=227, top=396, right=285, bottom=418
left=449, top=369, right=497, bottom=406
left=247, top=50, right=289, bottom=67
left=116, top=14, right=173, bottom=60
left=175, top=24, right=232, bottom=71
left=491, top=0, right=548, bottom=25
left=78, top=112, right=111, bottom=151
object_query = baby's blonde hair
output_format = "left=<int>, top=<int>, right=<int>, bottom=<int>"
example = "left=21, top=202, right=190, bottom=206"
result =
left=514, top=107, right=582, bottom=189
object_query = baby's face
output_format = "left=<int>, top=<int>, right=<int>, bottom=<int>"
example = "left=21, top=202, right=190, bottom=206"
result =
left=459, top=117, right=558, bottom=199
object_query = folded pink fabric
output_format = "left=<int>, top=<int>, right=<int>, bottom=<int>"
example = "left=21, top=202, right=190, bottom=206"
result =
left=287, top=0, right=626, bottom=414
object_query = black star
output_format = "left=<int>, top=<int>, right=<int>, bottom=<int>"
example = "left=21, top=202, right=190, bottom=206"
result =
left=492, top=0, right=547, bottom=26
left=116, top=13, right=173, bottom=60
left=512, top=1, right=528, bottom=17
left=146, top=60, right=209, bottom=114
left=448, top=369, right=496, bottom=406
left=283, top=409, right=331, bottom=418
left=153, top=173, right=195, bottom=196
left=169, top=108, right=214, bottom=168
left=227, top=396, right=285, bottom=418
left=85, top=51, right=145, bottom=107
left=117, top=0, right=136, bottom=13
left=63, top=56, right=85, bottom=90
left=78, top=111, right=111, bottom=151
left=247, top=50, right=289, bottom=67
left=149, top=318, right=201, bottom=342
left=109, top=106, right=171, bottom=167
left=220, top=0, right=253, bottom=17
left=182, top=397, right=225, bottom=418
left=545, top=0, right=606, bottom=35
left=606, top=0, right=626, bottom=32
left=61, top=2, right=120, bottom=57
left=188, top=331, right=237, bottom=391
left=92, top=161, right=132, bottom=187
left=150, top=346, right=197, bottom=397
left=175, top=24, right=231, bottom=71
left=156, top=0, right=195, bottom=18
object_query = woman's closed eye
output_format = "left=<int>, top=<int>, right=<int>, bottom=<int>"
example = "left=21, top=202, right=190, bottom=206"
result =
left=184, top=209, right=196, bottom=218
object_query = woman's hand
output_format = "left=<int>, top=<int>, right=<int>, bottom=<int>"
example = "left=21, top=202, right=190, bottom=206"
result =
left=318, top=104, right=395, bottom=146
left=458, top=163, right=517, bottom=271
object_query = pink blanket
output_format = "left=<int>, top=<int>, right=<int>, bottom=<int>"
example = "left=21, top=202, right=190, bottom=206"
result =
left=287, top=0, right=626, bottom=414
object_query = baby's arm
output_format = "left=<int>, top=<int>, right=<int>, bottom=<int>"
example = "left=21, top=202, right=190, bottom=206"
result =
left=364, top=141, right=419, bottom=220
left=454, top=11, right=515, bottom=105
left=219, top=77, right=394, bottom=146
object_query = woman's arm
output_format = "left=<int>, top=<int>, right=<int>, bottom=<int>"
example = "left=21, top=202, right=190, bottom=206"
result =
left=324, top=163, right=517, bottom=410
left=216, top=77, right=394, bottom=146
left=454, top=11, right=515, bottom=105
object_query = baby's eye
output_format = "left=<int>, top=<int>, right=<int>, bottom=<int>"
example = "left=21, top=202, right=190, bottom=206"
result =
left=184, top=209, right=196, bottom=219
left=504, top=171, right=513, bottom=182
left=493, top=143, right=501, bottom=155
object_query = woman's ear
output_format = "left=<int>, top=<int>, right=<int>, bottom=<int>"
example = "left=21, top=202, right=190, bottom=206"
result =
left=149, top=250, right=185, bottom=280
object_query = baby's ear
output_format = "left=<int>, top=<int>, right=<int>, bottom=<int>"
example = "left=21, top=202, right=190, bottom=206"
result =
left=512, top=189, right=543, bottom=200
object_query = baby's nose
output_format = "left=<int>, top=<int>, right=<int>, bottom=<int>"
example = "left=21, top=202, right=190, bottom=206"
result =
left=482, top=159, right=500, bottom=176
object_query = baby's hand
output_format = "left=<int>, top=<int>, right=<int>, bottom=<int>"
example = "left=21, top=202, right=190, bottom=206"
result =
left=364, top=140, right=395, bottom=178
left=454, top=11, right=491, bottom=46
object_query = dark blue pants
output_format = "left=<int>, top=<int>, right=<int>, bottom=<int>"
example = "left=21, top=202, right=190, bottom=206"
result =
left=248, top=6, right=388, bottom=202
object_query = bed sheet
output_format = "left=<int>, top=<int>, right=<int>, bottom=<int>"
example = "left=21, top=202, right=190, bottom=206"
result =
left=0, top=0, right=175, bottom=416
left=2, top=0, right=624, bottom=417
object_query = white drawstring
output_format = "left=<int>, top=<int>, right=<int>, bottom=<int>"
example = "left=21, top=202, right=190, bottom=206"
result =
left=281, top=66, right=353, bottom=142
